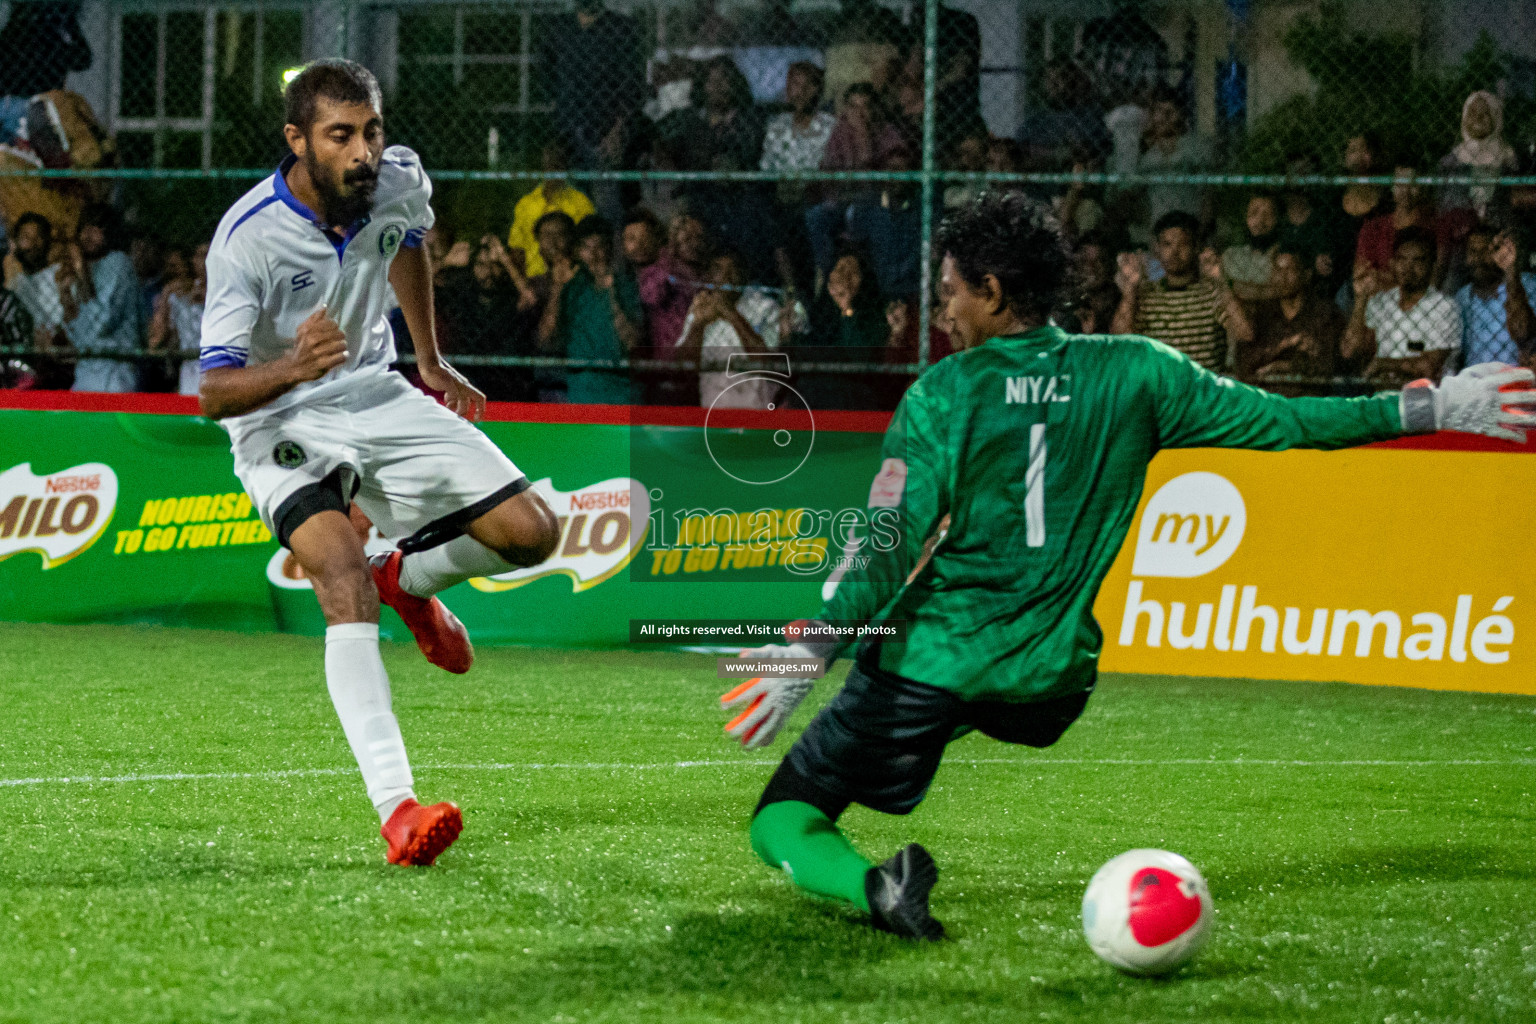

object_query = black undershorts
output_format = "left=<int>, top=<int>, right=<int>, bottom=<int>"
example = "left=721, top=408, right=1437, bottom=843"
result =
left=757, top=656, right=1091, bottom=819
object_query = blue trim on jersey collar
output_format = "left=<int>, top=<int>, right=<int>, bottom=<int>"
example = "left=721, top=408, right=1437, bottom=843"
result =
left=273, top=154, right=371, bottom=262
left=273, top=155, right=320, bottom=222
left=225, top=194, right=281, bottom=242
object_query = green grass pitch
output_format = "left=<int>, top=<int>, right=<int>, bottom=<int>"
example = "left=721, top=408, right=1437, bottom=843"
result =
left=2, top=622, right=1534, bottom=1023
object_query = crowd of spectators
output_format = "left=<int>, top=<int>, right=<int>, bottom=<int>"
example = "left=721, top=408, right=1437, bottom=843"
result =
left=3, top=0, right=1535, bottom=407
left=1041, top=87, right=1536, bottom=395
left=426, top=3, right=1536, bottom=405
left=408, top=187, right=926, bottom=410
left=370, top=0, right=982, bottom=412
left=0, top=203, right=172, bottom=395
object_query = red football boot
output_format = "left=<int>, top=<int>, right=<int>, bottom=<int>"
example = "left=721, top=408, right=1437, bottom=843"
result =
left=370, top=550, right=474, bottom=674
left=381, top=798, right=463, bottom=866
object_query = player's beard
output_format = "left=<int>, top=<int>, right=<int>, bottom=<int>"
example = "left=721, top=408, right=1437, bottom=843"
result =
left=309, top=151, right=378, bottom=227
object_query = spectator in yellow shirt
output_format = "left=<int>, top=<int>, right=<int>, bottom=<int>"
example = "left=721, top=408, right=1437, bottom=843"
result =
left=508, top=138, right=596, bottom=278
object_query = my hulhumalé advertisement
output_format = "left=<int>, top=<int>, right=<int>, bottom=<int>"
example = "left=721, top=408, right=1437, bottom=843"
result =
left=3, top=404, right=1532, bottom=695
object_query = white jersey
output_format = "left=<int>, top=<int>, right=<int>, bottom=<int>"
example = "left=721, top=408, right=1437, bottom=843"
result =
left=199, top=145, right=434, bottom=426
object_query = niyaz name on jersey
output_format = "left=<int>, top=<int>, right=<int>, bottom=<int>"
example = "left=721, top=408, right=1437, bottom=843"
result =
left=1004, top=375, right=1070, bottom=404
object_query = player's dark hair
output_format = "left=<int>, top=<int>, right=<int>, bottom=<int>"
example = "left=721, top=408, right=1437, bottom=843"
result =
left=1393, top=225, right=1437, bottom=259
left=935, top=190, right=1067, bottom=322
left=1153, top=210, right=1200, bottom=241
left=573, top=214, right=614, bottom=249
left=284, top=59, right=382, bottom=135
left=533, top=210, right=577, bottom=239
left=13, top=211, right=50, bottom=243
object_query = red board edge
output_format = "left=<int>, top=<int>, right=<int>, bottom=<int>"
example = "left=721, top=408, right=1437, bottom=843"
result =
left=0, top=389, right=894, bottom=433
left=2, top=389, right=1532, bottom=450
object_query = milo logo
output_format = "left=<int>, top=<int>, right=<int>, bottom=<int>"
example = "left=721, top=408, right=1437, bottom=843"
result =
left=471, top=476, right=649, bottom=593
left=0, top=462, right=119, bottom=568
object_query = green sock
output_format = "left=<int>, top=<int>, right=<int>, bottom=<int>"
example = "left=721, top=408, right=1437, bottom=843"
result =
left=750, top=800, right=872, bottom=912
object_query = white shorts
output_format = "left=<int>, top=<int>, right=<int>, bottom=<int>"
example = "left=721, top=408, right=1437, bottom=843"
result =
left=227, top=370, right=526, bottom=550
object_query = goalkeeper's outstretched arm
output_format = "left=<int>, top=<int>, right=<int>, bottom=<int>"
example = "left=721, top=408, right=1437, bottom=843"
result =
left=1148, top=339, right=1536, bottom=451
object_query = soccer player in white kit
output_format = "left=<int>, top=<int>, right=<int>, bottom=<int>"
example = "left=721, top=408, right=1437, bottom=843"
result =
left=198, top=61, right=561, bottom=866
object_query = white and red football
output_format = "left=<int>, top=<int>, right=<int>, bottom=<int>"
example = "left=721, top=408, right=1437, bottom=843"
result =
left=1081, top=849, right=1213, bottom=976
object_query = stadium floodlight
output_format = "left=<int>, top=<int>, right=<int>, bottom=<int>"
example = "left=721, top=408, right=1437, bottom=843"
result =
left=280, top=66, right=304, bottom=90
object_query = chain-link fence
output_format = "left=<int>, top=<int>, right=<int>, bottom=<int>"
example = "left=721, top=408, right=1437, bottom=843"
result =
left=2, top=0, right=1535, bottom=405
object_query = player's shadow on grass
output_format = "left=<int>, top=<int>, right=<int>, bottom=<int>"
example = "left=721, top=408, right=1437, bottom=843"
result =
left=400, top=905, right=965, bottom=1016
left=398, top=904, right=1261, bottom=1017
left=1212, top=843, right=1535, bottom=896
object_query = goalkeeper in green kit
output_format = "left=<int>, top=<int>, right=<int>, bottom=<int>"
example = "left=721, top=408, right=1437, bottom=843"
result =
left=716, top=192, right=1536, bottom=940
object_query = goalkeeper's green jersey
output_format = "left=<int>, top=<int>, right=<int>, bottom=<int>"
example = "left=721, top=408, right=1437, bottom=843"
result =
left=816, top=326, right=1406, bottom=702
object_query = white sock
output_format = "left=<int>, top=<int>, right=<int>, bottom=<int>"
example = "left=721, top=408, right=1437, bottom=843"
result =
left=324, top=622, right=415, bottom=823
left=398, top=534, right=519, bottom=598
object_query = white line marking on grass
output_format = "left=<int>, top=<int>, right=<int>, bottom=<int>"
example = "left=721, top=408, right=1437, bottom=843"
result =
left=0, top=761, right=776, bottom=788
left=0, top=767, right=359, bottom=787
left=2, top=757, right=1533, bottom=789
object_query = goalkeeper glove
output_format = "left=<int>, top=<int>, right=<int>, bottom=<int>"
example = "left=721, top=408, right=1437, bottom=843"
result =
left=721, top=674, right=815, bottom=749
left=719, top=619, right=838, bottom=749
left=1399, top=363, right=1536, bottom=442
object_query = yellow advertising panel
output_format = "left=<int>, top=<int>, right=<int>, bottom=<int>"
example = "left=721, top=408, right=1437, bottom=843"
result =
left=1093, top=447, right=1534, bottom=695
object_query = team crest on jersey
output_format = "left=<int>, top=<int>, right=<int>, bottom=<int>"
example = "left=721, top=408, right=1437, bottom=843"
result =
left=273, top=441, right=307, bottom=469
left=378, top=223, right=405, bottom=258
